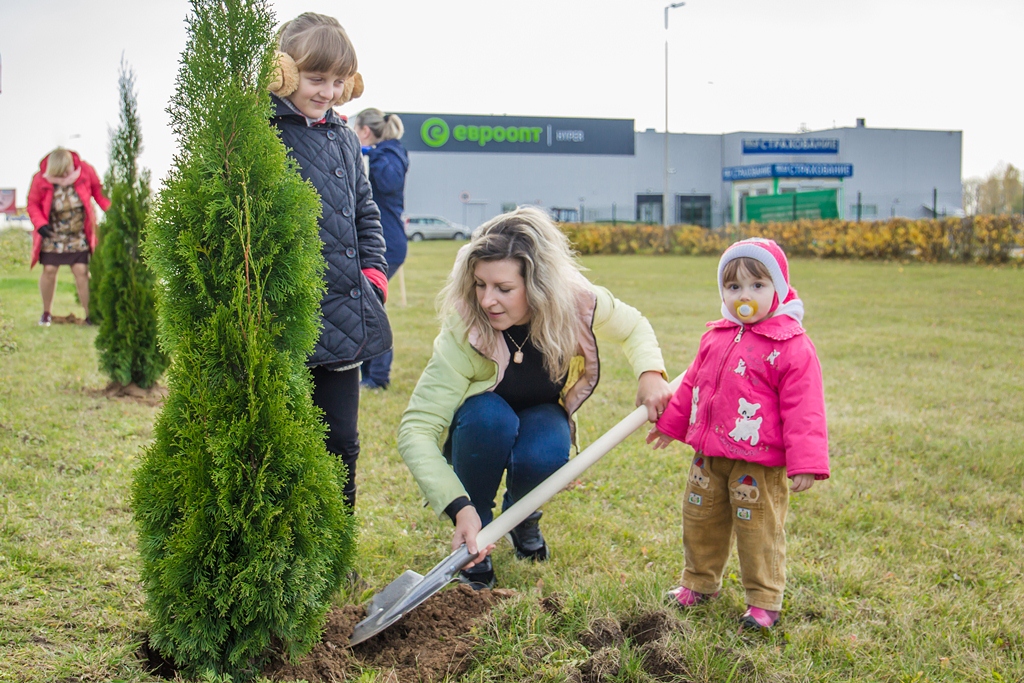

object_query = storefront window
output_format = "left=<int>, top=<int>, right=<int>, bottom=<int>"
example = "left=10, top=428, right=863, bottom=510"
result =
left=636, top=194, right=663, bottom=224
left=676, top=195, right=712, bottom=228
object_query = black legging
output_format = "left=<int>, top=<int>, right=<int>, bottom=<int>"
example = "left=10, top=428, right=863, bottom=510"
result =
left=310, top=365, right=360, bottom=508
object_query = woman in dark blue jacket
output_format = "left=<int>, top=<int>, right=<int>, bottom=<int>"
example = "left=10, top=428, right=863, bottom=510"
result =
left=354, top=109, right=410, bottom=390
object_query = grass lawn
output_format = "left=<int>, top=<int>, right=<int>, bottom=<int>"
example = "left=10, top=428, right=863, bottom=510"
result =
left=1, top=228, right=1022, bottom=682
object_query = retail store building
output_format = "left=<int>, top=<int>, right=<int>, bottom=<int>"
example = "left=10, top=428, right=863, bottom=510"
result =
left=395, top=112, right=962, bottom=229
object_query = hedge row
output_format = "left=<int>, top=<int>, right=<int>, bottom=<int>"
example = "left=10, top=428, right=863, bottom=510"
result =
left=559, top=215, right=1024, bottom=264
left=0, top=228, right=30, bottom=269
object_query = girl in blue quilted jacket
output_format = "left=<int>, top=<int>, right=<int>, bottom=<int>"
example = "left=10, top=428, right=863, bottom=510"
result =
left=269, top=12, right=393, bottom=509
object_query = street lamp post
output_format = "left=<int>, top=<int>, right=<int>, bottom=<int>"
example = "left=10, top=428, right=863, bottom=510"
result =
left=664, top=2, right=685, bottom=233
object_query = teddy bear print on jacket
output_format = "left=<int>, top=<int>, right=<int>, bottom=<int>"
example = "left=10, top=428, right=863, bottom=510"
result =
left=728, top=397, right=763, bottom=446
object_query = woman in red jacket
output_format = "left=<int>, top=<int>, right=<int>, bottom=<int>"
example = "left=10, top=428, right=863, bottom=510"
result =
left=27, top=148, right=110, bottom=325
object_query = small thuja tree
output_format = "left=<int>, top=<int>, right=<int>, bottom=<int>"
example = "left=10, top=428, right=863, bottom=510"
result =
left=88, top=209, right=107, bottom=325
left=94, top=59, right=167, bottom=387
left=133, top=0, right=355, bottom=678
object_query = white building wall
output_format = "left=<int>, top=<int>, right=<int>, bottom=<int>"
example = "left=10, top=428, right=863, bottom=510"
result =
left=401, top=123, right=962, bottom=230
left=836, top=127, right=962, bottom=218
left=402, top=152, right=635, bottom=228
left=719, top=127, right=962, bottom=220
left=634, top=132, right=725, bottom=224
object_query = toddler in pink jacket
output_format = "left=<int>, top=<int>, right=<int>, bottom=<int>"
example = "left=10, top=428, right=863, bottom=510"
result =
left=648, top=238, right=829, bottom=630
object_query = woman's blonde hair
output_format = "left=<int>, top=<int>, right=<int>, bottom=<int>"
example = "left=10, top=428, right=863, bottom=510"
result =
left=439, top=206, right=590, bottom=381
left=353, top=108, right=404, bottom=141
left=277, top=12, right=357, bottom=78
left=46, top=148, right=74, bottom=178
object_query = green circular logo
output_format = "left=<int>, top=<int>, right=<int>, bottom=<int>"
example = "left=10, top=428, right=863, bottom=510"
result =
left=421, top=117, right=450, bottom=148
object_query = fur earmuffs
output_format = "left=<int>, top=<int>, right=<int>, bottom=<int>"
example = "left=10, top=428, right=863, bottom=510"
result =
left=269, top=51, right=300, bottom=97
left=269, top=50, right=364, bottom=108
left=339, top=72, right=364, bottom=106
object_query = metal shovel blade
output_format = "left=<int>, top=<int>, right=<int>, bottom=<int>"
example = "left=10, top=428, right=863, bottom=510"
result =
left=349, top=544, right=476, bottom=646
left=349, top=372, right=686, bottom=647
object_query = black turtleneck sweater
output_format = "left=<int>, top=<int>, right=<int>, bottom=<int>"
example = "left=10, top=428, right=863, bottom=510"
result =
left=493, top=324, right=566, bottom=413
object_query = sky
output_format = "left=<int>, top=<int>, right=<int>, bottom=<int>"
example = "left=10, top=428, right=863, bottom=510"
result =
left=2, top=0, right=1021, bottom=204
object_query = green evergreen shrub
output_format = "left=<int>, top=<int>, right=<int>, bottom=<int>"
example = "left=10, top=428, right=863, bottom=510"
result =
left=133, top=1, right=355, bottom=678
left=94, top=59, right=167, bottom=387
left=87, top=211, right=106, bottom=324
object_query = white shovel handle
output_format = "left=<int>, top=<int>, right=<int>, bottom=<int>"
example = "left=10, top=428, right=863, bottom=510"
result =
left=476, top=373, right=684, bottom=548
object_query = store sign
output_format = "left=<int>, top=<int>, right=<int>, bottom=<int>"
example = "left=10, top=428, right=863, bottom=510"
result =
left=397, top=113, right=635, bottom=155
left=723, top=163, right=853, bottom=181
left=742, top=138, right=839, bottom=154
left=775, top=163, right=852, bottom=178
left=0, top=189, right=15, bottom=214
left=724, top=164, right=774, bottom=181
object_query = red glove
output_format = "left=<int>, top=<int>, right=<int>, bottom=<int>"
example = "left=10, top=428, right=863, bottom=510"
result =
left=362, top=268, right=388, bottom=303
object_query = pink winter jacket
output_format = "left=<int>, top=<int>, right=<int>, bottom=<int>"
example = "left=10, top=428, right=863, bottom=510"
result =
left=656, top=314, right=830, bottom=479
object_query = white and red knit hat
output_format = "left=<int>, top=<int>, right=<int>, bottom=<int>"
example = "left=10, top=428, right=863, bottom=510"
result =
left=717, top=238, right=804, bottom=324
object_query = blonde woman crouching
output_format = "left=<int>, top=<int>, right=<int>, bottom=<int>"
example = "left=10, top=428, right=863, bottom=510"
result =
left=398, top=206, right=673, bottom=588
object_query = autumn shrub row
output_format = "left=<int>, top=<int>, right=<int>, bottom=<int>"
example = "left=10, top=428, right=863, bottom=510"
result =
left=560, top=215, right=1024, bottom=264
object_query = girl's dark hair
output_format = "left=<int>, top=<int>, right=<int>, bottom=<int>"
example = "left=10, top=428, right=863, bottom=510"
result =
left=722, top=256, right=772, bottom=284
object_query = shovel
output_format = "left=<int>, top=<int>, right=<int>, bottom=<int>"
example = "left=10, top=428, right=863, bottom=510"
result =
left=349, top=373, right=684, bottom=646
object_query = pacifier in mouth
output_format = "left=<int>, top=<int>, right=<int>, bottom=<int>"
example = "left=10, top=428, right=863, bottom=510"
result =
left=734, top=300, right=759, bottom=321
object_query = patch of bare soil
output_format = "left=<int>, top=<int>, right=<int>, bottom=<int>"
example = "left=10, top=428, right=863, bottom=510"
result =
left=263, top=584, right=516, bottom=682
left=85, top=381, right=168, bottom=406
left=50, top=313, right=86, bottom=325
left=622, top=609, right=690, bottom=645
left=637, top=639, right=693, bottom=681
left=540, top=592, right=564, bottom=615
left=140, top=593, right=700, bottom=683
left=570, top=610, right=695, bottom=683
left=579, top=646, right=621, bottom=683
left=579, top=617, right=624, bottom=650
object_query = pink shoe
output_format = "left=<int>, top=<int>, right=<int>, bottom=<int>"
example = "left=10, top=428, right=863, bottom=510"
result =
left=667, top=585, right=717, bottom=608
left=739, top=606, right=780, bottom=629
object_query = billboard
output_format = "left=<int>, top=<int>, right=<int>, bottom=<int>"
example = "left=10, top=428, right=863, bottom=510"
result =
left=396, top=113, right=635, bottom=155
left=0, top=189, right=16, bottom=214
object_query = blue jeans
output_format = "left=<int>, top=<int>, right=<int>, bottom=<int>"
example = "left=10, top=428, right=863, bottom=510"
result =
left=361, top=349, right=393, bottom=388
left=448, top=392, right=570, bottom=526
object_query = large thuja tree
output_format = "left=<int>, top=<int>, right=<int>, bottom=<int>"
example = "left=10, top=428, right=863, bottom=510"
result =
left=94, top=59, right=167, bottom=387
left=133, top=0, right=355, bottom=678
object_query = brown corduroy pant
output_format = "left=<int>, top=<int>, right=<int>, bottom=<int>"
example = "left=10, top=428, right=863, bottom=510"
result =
left=680, top=454, right=790, bottom=611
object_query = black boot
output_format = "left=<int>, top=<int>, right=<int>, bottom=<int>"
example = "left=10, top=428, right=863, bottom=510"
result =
left=458, top=555, right=495, bottom=590
left=508, top=510, right=549, bottom=561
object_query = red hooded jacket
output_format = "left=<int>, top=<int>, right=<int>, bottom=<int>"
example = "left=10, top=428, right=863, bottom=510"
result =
left=26, top=151, right=110, bottom=268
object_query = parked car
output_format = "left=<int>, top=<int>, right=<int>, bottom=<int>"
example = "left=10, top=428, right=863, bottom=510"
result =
left=403, top=215, right=470, bottom=241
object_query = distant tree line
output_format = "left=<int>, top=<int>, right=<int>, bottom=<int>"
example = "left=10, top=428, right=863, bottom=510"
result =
left=963, top=163, right=1023, bottom=216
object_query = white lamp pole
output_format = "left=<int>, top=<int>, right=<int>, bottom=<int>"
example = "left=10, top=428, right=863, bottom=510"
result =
left=664, top=2, right=685, bottom=229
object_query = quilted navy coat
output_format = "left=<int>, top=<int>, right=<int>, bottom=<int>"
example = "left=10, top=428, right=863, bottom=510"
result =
left=270, top=95, right=392, bottom=368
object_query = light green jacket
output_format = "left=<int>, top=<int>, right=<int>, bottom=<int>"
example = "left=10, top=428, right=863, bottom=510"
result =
left=398, top=283, right=667, bottom=517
